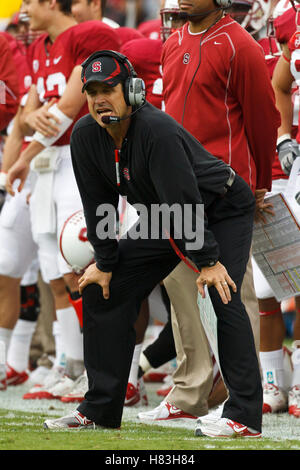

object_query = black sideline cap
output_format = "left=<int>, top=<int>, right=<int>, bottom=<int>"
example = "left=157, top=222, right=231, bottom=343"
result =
left=82, top=56, right=129, bottom=92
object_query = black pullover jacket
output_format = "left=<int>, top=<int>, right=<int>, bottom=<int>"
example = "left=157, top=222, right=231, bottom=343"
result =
left=70, top=102, right=241, bottom=273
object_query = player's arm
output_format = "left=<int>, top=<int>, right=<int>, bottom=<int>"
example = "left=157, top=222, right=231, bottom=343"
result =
left=271, top=44, right=294, bottom=138
left=0, top=105, right=30, bottom=197
left=1, top=107, right=24, bottom=174
left=6, top=66, right=86, bottom=195
left=56, top=65, right=86, bottom=120
left=20, top=84, right=64, bottom=138
left=271, top=44, right=299, bottom=175
left=19, top=84, right=44, bottom=136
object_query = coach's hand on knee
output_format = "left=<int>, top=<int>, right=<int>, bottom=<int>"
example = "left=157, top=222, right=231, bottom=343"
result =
left=196, top=262, right=237, bottom=304
left=78, top=263, right=112, bottom=299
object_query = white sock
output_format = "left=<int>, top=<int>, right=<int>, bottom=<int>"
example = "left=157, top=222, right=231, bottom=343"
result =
left=139, top=351, right=152, bottom=374
left=291, top=347, right=300, bottom=387
left=128, top=343, right=143, bottom=387
left=260, top=348, right=285, bottom=389
left=52, top=320, right=66, bottom=369
left=56, top=306, right=83, bottom=362
left=0, top=327, right=13, bottom=361
left=7, top=319, right=37, bottom=372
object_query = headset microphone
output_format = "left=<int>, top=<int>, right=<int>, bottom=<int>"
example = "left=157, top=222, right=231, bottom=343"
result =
left=101, top=103, right=146, bottom=124
left=101, top=115, right=124, bottom=124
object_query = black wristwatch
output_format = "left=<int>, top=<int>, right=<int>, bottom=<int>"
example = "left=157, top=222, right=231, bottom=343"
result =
left=207, top=260, right=218, bottom=267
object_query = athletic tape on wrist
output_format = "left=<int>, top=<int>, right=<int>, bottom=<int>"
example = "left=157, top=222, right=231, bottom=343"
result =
left=276, top=133, right=291, bottom=147
left=33, top=103, right=73, bottom=148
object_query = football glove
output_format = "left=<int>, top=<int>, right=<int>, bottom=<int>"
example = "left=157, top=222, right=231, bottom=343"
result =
left=277, top=138, right=299, bottom=175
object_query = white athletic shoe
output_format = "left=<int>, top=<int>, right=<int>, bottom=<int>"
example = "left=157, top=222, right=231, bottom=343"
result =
left=262, top=383, right=288, bottom=413
left=138, top=401, right=196, bottom=423
left=47, top=375, right=75, bottom=399
left=61, top=371, right=88, bottom=403
left=0, top=365, right=6, bottom=391
left=23, top=366, right=66, bottom=400
left=124, top=377, right=148, bottom=407
left=28, top=366, right=51, bottom=386
left=289, top=343, right=300, bottom=417
left=195, top=417, right=261, bottom=438
left=44, top=410, right=96, bottom=430
left=196, top=403, right=224, bottom=426
left=156, top=374, right=174, bottom=397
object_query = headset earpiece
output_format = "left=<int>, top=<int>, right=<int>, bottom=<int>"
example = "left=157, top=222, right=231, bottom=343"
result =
left=124, top=76, right=146, bottom=106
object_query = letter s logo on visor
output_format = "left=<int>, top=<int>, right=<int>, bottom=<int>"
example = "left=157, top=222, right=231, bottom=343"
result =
left=92, top=61, right=102, bottom=73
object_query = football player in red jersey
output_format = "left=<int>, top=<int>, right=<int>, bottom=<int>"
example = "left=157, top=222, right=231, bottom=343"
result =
left=0, top=13, right=43, bottom=389
left=257, top=0, right=300, bottom=418
left=5, top=0, right=121, bottom=399
left=121, top=38, right=164, bottom=110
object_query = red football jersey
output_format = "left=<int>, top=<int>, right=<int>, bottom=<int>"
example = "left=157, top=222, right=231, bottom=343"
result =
left=274, top=6, right=296, bottom=44
left=29, top=20, right=120, bottom=145
left=117, top=26, right=144, bottom=46
left=137, top=18, right=161, bottom=41
left=0, top=34, right=19, bottom=131
left=121, top=38, right=163, bottom=110
left=161, top=15, right=281, bottom=191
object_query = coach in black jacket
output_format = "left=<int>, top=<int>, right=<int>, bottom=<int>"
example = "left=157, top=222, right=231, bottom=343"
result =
left=45, top=51, right=262, bottom=434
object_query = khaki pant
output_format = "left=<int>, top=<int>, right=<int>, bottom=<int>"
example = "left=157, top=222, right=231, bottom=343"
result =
left=163, top=254, right=260, bottom=417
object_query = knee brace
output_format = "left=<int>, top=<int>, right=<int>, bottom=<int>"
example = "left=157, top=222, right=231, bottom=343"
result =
left=19, top=284, right=40, bottom=322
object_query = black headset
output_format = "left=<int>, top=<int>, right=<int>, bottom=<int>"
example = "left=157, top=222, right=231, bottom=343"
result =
left=81, top=50, right=146, bottom=107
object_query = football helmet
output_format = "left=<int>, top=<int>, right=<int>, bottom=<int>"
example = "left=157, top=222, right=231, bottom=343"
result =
left=272, top=0, right=293, bottom=19
left=59, top=210, right=94, bottom=273
left=230, top=0, right=272, bottom=34
left=160, top=0, right=185, bottom=42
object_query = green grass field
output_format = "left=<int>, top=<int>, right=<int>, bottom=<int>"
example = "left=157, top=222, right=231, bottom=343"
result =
left=1, top=381, right=300, bottom=451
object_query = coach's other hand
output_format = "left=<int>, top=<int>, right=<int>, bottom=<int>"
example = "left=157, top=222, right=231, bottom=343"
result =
left=78, top=263, right=112, bottom=299
left=196, top=261, right=237, bottom=304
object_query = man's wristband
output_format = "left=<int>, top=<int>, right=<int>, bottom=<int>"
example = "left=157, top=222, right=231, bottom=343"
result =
left=33, top=103, right=73, bottom=148
left=276, top=134, right=291, bottom=149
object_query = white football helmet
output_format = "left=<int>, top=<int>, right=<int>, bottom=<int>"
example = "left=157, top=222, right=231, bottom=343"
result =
left=272, top=0, right=293, bottom=18
left=160, top=0, right=186, bottom=42
left=230, top=0, right=272, bottom=34
left=59, top=210, right=94, bottom=274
